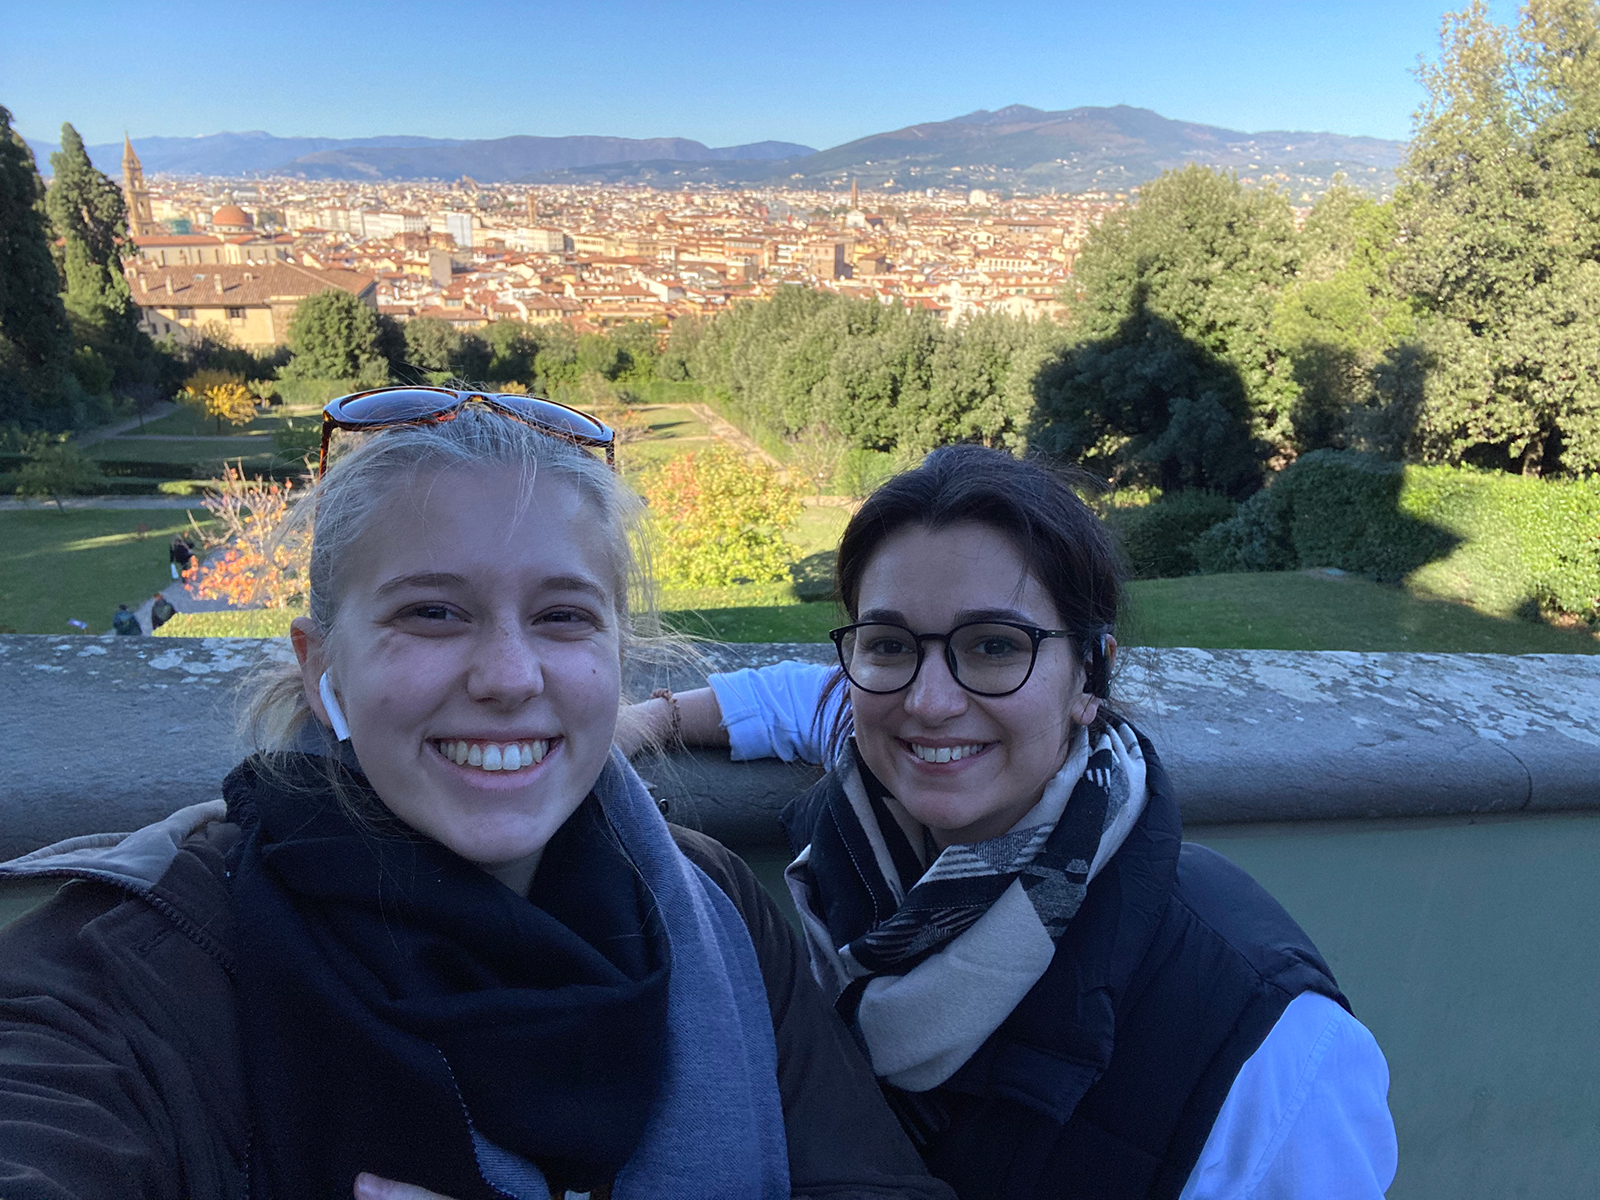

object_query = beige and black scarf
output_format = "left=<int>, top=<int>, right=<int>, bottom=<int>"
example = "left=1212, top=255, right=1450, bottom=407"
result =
left=785, top=723, right=1148, bottom=1092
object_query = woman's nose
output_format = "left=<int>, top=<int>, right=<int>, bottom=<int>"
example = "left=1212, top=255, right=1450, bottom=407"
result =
left=903, top=645, right=967, bottom=721
left=465, top=623, right=545, bottom=705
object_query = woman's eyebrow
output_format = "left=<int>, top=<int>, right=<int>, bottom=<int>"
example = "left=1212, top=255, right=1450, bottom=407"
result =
left=857, top=607, right=909, bottom=625
left=374, top=572, right=610, bottom=603
left=541, top=575, right=611, bottom=603
left=953, top=606, right=1039, bottom=625
left=375, top=571, right=468, bottom=597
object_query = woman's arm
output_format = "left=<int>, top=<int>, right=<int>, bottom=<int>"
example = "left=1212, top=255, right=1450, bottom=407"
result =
left=1178, top=992, right=1398, bottom=1199
left=617, top=661, right=838, bottom=764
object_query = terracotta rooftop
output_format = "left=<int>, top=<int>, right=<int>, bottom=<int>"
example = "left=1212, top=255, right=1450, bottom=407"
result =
left=127, top=262, right=376, bottom=308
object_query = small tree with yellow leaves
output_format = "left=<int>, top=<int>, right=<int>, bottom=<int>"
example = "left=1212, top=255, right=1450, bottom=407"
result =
left=644, top=444, right=801, bottom=587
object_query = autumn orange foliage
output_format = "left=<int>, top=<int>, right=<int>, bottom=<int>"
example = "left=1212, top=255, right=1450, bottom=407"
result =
left=182, top=462, right=310, bottom=610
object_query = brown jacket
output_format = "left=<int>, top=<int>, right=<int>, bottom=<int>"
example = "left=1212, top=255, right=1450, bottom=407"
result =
left=0, top=802, right=951, bottom=1200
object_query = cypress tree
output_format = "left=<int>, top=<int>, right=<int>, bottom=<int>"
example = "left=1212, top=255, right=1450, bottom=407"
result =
left=46, top=123, right=145, bottom=368
left=0, top=105, right=71, bottom=394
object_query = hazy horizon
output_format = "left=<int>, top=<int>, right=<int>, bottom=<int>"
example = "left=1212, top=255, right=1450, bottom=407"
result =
left=3, top=0, right=1521, bottom=150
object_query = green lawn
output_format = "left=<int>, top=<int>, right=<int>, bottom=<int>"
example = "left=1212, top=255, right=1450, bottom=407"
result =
left=1124, top=570, right=1600, bottom=654
left=653, top=569, right=1600, bottom=651
left=0, top=510, right=213, bottom=635
left=135, top=404, right=321, bottom=438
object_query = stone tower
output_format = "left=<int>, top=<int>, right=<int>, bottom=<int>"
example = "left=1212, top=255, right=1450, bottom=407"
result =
left=850, top=176, right=860, bottom=210
left=122, top=135, right=154, bottom=237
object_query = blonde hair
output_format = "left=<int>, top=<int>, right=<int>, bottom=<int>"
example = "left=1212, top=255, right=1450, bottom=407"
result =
left=245, top=406, right=657, bottom=754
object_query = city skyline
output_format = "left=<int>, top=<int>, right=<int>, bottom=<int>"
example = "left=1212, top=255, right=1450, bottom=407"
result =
left=4, top=0, right=1520, bottom=149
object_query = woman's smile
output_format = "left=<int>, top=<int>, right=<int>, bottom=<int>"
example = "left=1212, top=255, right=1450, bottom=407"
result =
left=900, top=738, right=996, bottom=767
left=428, top=736, right=564, bottom=785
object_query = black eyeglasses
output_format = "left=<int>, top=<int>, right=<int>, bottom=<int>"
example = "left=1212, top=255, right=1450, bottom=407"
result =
left=319, top=386, right=616, bottom=474
left=830, top=620, right=1074, bottom=698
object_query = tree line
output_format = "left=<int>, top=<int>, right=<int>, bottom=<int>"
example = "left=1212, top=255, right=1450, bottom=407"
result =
left=0, top=113, right=166, bottom=434
left=676, top=0, right=1600, bottom=492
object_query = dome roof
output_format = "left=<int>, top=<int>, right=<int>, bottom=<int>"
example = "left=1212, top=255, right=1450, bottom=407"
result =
left=212, top=204, right=253, bottom=229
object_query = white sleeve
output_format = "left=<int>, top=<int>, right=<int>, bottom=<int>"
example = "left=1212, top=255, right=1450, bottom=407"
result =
left=1178, top=992, right=1398, bottom=1200
left=705, top=660, right=841, bottom=766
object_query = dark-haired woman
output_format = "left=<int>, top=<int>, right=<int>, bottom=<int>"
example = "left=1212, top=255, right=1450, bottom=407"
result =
left=620, top=445, right=1397, bottom=1199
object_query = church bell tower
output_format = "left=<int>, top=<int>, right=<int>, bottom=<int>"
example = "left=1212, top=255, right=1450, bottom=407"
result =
left=122, top=135, right=154, bottom=238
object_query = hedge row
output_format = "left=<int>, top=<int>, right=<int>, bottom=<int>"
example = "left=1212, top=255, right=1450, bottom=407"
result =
left=154, top=610, right=300, bottom=638
left=1104, top=491, right=1239, bottom=580
left=1192, top=451, right=1600, bottom=623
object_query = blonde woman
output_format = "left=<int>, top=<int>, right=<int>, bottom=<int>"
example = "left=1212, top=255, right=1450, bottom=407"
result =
left=0, top=389, right=951, bottom=1200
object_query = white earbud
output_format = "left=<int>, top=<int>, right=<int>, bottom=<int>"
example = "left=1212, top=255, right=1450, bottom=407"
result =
left=318, top=672, right=351, bottom=742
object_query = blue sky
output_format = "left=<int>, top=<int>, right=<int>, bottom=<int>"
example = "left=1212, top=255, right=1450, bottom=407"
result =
left=3, top=0, right=1520, bottom=149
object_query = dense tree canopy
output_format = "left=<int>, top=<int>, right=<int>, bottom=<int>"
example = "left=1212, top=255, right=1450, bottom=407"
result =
left=0, top=105, right=71, bottom=424
left=284, top=290, right=390, bottom=384
left=46, top=124, right=147, bottom=383
left=1396, top=0, right=1600, bottom=475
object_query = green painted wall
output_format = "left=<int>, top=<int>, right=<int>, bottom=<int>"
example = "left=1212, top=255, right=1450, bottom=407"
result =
left=1189, top=813, right=1600, bottom=1200
left=748, top=811, right=1600, bottom=1197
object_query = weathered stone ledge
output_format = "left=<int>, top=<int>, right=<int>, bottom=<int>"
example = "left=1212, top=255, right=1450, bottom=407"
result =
left=2, top=635, right=1597, bottom=856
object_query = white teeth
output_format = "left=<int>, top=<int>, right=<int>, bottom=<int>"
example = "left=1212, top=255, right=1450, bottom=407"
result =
left=439, top=739, right=550, bottom=772
left=911, top=743, right=986, bottom=763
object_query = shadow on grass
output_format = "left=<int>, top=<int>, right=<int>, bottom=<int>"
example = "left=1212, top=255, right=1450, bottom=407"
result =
left=1123, top=571, right=1600, bottom=655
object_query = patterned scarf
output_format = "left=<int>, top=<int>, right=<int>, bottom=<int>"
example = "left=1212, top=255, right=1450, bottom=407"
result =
left=786, top=723, right=1147, bottom=1092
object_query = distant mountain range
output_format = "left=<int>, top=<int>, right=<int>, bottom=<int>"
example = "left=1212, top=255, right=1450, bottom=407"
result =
left=23, top=105, right=1404, bottom=196
left=23, top=131, right=815, bottom=180
left=537, top=106, right=1404, bottom=196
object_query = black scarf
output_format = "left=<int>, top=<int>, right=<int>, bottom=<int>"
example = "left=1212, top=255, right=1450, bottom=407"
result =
left=224, top=755, right=671, bottom=1200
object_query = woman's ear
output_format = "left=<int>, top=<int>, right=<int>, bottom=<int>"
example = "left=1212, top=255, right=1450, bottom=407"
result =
left=291, top=617, right=334, bottom=730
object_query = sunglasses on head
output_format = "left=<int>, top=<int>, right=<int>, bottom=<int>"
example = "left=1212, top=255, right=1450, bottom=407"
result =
left=318, top=386, right=617, bottom=474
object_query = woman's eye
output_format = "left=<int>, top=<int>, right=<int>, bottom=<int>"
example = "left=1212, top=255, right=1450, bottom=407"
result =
left=404, top=603, right=458, bottom=622
left=536, top=607, right=598, bottom=630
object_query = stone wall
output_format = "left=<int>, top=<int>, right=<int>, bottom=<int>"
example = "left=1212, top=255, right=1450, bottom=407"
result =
left=4, top=634, right=1596, bottom=857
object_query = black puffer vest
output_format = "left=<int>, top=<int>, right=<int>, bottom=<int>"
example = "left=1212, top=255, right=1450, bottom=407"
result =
left=783, top=736, right=1346, bottom=1200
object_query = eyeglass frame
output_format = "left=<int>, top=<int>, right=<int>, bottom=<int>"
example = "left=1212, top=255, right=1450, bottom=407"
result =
left=318, top=386, right=617, bottom=475
left=828, top=619, right=1078, bottom=698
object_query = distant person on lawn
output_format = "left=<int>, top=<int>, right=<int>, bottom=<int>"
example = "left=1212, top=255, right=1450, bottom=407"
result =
left=111, top=604, right=140, bottom=636
left=150, top=593, right=177, bottom=630
left=169, top=536, right=195, bottom=580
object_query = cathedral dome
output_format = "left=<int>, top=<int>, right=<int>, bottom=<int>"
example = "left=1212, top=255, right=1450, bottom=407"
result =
left=212, top=205, right=253, bottom=231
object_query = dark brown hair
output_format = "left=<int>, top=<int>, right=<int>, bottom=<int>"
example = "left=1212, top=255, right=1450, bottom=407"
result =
left=822, top=445, right=1125, bottom=758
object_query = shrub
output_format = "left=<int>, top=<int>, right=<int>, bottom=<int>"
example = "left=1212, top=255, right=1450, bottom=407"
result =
left=1192, top=450, right=1600, bottom=623
left=836, top=448, right=898, bottom=498
left=182, top=463, right=308, bottom=609
left=1193, top=451, right=1458, bottom=582
left=644, top=445, right=801, bottom=587
left=154, top=609, right=302, bottom=638
left=12, top=436, right=106, bottom=509
left=1106, top=491, right=1239, bottom=579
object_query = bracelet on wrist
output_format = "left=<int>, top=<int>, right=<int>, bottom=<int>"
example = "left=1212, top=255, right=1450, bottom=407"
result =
left=649, top=688, right=682, bottom=747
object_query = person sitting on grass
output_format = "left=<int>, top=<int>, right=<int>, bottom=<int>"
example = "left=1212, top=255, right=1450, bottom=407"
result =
left=111, top=602, right=140, bottom=635
left=0, top=392, right=951, bottom=1200
left=618, top=445, right=1398, bottom=1200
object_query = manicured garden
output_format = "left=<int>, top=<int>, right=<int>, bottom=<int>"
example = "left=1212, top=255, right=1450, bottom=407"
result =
left=0, top=509, right=212, bottom=635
